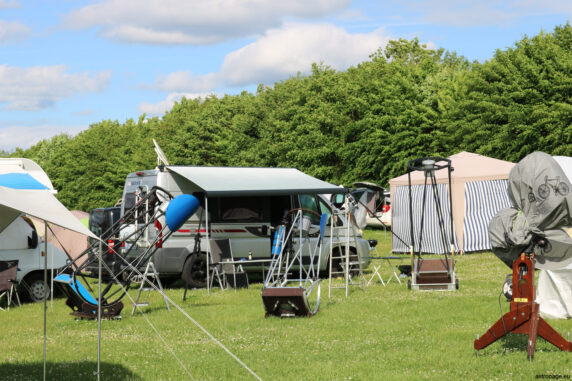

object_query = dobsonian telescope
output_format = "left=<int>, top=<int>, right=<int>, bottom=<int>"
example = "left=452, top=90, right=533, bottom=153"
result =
left=476, top=152, right=572, bottom=359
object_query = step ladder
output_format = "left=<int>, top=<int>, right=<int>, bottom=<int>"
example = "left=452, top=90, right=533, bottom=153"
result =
left=131, top=261, right=170, bottom=315
left=328, top=206, right=366, bottom=297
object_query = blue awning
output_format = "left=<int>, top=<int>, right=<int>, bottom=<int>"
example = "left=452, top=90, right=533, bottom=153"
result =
left=0, top=173, right=49, bottom=190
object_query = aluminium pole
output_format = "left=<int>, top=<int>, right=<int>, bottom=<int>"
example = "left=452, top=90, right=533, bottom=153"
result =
left=43, top=223, right=47, bottom=381
left=97, top=239, right=102, bottom=381
left=206, top=196, right=210, bottom=294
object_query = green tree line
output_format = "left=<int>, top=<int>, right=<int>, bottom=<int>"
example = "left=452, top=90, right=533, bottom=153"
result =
left=4, top=24, right=572, bottom=211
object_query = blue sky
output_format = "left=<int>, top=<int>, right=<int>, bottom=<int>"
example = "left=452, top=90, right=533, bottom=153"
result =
left=0, top=0, right=570, bottom=151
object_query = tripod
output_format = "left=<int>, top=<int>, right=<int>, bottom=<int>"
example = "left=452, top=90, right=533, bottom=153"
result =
left=474, top=244, right=572, bottom=360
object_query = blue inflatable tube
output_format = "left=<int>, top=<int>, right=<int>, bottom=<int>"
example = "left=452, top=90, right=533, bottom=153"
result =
left=165, top=194, right=200, bottom=232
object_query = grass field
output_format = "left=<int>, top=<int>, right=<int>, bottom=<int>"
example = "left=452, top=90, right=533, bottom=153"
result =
left=1, top=229, right=572, bottom=380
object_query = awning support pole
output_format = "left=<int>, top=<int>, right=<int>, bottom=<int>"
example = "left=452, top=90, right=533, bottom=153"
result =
left=97, top=239, right=102, bottom=380
left=43, top=223, right=47, bottom=381
left=206, top=196, right=210, bottom=295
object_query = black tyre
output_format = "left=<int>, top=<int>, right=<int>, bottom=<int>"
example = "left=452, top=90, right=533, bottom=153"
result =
left=22, top=273, right=50, bottom=302
left=182, top=253, right=207, bottom=288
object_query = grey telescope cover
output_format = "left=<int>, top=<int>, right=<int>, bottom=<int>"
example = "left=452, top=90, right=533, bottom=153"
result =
left=489, top=152, right=572, bottom=269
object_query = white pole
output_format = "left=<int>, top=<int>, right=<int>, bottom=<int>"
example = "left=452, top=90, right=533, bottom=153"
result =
left=97, top=239, right=102, bottom=380
left=206, top=196, right=210, bottom=294
left=50, top=226, right=54, bottom=308
left=328, top=209, right=333, bottom=298
left=43, top=223, right=47, bottom=381
left=346, top=208, right=350, bottom=298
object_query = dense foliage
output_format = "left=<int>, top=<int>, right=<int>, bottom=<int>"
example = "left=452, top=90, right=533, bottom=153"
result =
left=5, top=25, right=572, bottom=211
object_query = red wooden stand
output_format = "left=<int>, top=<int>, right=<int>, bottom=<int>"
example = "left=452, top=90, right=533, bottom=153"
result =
left=474, top=253, right=572, bottom=360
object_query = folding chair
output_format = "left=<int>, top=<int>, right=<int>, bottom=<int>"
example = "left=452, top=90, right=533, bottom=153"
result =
left=0, top=260, right=21, bottom=310
left=367, top=256, right=403, bottom=286
left=209, top=239, right=248, bottom=290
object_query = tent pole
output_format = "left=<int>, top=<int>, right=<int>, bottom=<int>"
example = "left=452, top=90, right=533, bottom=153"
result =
left=50, top=226, right=54, bottom=309
left=408, top=171, right=415, bottom=272
left=43, top=223, right=47, bottom=381
left=206, top=196, right=210, bottom=295
left=97, top=239, right=102, bottom=380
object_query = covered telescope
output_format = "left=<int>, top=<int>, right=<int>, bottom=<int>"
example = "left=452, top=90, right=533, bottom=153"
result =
left=489, top=152, right=572, bottom=270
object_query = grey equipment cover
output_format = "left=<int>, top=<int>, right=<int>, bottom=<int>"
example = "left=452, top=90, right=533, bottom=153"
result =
left=488, top=151, right=572, bottom=270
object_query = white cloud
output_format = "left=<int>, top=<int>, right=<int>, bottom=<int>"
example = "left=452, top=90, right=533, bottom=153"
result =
left=0, top=124, right=87, bottom=151
left=138, top=92, right=217, bottom=116
left=0, top=64, right=112, bottom=110
left=219, top=23, right=391, bottom=86
left=0, top=20, right=30, bottom=44
left=62, top=0, right=351, bottom=45
left=147, top=23, right=392, bottom=94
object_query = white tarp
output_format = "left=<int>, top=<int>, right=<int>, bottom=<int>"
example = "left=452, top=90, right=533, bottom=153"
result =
left=0, top=187, right=95, bottom=238
left=0, top=158, right=96, bottom=238
left=537, top=155, right=572, bottom=319
left=537, top=263, right=572, bottom=319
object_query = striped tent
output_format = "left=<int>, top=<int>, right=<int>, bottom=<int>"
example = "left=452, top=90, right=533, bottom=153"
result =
left=389, top=152, right=514, bottom=254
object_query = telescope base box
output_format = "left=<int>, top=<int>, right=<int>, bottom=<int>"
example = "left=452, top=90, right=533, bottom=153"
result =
left=410, top=258, right=458, bottom=291
left=65, top=298, right=124, bottom=320
left=261, top=287, right=311, bottom=318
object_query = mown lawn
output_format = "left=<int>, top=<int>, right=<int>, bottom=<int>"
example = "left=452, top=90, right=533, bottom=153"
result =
left=1, top=229, right=572, bottom=380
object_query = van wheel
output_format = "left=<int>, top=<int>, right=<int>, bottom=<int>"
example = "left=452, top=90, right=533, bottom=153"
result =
left=23, top=273, right=50, bottom=302
left=182, top=253, right=207, bottom=289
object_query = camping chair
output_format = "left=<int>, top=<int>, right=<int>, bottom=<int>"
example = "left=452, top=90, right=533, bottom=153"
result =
left=0, top=260, right=21, bottom=310
left=209, top=239, right=248, bottom=290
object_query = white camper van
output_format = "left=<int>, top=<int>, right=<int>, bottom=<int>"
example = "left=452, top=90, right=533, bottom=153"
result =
left=0, top=216, right=68, bottom=301
left=0, top=158, right=72, bottom=302
left=120, top=166, right=372, bottom=288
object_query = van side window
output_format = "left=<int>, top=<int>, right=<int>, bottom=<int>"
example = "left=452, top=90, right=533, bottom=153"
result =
left=299, top=194, right=321, bottom=224
left=217, top=197, right=268, bottom=222
left=318, top=197, right=332, bottom=220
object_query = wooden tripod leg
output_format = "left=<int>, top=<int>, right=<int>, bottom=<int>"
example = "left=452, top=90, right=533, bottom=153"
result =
left=527, top=303, right=540, bottom=360
left=538, top=317, right=572, bottom=352
left=474, top=305, right=531, bottom=350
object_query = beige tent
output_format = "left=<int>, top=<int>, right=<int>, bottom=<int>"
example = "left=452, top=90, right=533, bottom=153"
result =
left=389, top=152, right=515, bottom=253
left=32, top=210, right=90, bottom=268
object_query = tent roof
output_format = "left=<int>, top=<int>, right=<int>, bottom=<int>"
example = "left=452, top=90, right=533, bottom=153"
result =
left=0, top=158, right=55, bottom=191
left=166, top=166, right=346, bottom=197
left=389, top=152, right=515, bottom=186
left=0, top=158, right=96, bottom=238
left=0, top=187, right=96, bottom=238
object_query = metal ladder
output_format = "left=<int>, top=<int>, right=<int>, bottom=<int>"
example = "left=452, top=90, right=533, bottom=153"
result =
left=328, top=206, right=365, bottom=297
left=131, top=261, right=170, bottom=315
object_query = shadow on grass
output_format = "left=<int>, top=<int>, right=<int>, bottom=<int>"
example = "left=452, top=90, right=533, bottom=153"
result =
left=0, top=361, right=141, bottom=381
left=486, top=333, right=566, bottom=354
